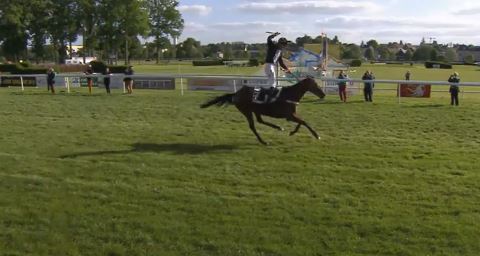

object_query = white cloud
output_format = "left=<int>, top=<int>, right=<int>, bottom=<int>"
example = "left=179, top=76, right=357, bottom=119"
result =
left=236, top=1, right=381, bottom=15
left=315, top=16, right=471, bottom=29
left=178, top=5, right=212, bottom=16
left=453, top=7, right=480, bottom=15
left=183, top=22, right=208, bottom=32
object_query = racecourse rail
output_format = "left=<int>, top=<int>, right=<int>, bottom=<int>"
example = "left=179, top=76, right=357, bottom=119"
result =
left=2, top=73, right=480, bottom=95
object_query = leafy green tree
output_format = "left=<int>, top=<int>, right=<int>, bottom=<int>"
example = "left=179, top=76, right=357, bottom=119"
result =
left=445, top=48, right=458, bottom=62
left=366, top=39, right=379, bottom=49
left=295, top=35, right=313, bottom=46
left=413, top=45, right=434, bottom=61
left=146, top=0, right=184, bottom=64
left=377, top=45, right=392, bottom=60
left=364, top=47, right=375, bottom=60
left=430, top=49, right=438, bottom=61
left=0, top=0, right=31, bottom=61
left=341, top=44, right=362, bottom=59
left=28, top=0, right=51, bottom=63
left=404, top=49, right=413, bottom=61
left=464, top=54, right=475, bottom=64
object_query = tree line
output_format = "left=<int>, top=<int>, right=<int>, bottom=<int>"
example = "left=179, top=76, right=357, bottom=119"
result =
left=0, top=0, right=183, bottom=64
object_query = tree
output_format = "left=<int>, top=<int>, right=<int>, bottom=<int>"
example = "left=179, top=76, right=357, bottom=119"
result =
left=0, top=0, right=31, bottom=61
left=364, top=47, right=375, bottom=60
left=404, top=49, right=413, bottom=61
left=464, top=54, right=475, bottom=64
left=341, top=44, right=362, bottom=59
left=295, top=35, right=313, bottom=47
left=445, top=48, right=458, bottom=62
left=413, top=45, right=434, bottom=61
left=146, top=0, right=184, bottom=64
left=117, top=0, right=149, bottom=64
left=430, top=49, right=438, bottom=61
left=28, top=0, right=51, bottom=63
left=377, top=45, right=392, bottom=60
left=366, top=39, right=379, bottom=49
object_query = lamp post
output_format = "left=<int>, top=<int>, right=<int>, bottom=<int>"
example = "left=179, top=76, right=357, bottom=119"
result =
left=82, top=26, right=86, bottom=64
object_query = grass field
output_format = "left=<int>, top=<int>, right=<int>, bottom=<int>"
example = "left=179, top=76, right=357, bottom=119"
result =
left=1, top=79, right=480, bottom=255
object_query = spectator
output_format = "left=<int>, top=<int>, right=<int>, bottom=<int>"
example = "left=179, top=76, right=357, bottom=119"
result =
left=124, top=66, right=134, bottom=94
left=262, top=32, right=291, bottom=102
left=103, top=67, right=112, bottom=94
left=85, top=64, right=94, bottom=94
left=337, top=70, right=348, bottom=102
left=405, top=70, right=411, bottom=80
left=47, top=67, right=56, bottom=94
left=448, top=72, right=460, bottom=106
left=362, top=70, right=375, bottom=102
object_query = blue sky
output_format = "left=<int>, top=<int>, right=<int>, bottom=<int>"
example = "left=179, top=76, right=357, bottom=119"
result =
left=177, top=0, right=480, bottom=45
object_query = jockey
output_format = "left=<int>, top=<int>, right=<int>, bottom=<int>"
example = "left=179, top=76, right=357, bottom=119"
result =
left=262, top=32, right=291, bottom=101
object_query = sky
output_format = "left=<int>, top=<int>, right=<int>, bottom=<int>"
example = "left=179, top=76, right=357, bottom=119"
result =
left=177, top=0, right=480, bottom=45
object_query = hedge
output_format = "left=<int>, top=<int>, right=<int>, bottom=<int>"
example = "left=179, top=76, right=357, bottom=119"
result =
left=425, top=61, right=452, bottom=69
left=192, top=59, right=224, bottom=66
left=12, top=68, right=48, bottom=74
left=350, top=59, right=362, bottom=67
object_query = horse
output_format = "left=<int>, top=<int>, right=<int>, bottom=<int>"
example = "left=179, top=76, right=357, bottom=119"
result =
left=200, top=77, right=326, bottom=145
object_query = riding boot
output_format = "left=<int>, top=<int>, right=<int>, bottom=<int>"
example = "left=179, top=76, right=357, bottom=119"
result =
left=266, top=87, right=276, bottom=103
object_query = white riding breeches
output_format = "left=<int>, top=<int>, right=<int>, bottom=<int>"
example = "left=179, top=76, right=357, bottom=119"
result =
left=264, top=63, right=277, bottom=88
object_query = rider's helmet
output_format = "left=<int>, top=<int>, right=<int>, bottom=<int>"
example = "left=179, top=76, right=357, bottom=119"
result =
left=278, top=37, right=288, bottom=46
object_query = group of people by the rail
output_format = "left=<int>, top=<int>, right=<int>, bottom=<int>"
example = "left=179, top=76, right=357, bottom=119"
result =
left=46, top=65, right=135, bottom=95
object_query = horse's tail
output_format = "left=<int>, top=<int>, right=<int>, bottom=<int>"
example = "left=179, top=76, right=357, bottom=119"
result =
left=200, top=93, right=235, bottom=108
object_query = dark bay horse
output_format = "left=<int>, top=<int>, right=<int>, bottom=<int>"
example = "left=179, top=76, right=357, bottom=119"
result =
left=200, top=77, right=326, bottom=145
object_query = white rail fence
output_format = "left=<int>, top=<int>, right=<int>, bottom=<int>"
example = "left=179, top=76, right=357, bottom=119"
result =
left=1, top=74, right=479, bottom=99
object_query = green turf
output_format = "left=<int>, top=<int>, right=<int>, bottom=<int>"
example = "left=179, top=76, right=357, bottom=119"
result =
left=1, top=83, right=479, bottom=255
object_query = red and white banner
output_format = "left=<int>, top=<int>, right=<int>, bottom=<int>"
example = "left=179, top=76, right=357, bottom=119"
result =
left=398, top=84, right=431, bottom=98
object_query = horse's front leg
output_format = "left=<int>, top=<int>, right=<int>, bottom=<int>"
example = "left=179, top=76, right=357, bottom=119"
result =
left=243, top=111, right=268, bottom=145
left=290, top=123, right=301, bottom=136
left=287, top=113, right=320, bottom=140
left=255, top=112, right=284, bottom=131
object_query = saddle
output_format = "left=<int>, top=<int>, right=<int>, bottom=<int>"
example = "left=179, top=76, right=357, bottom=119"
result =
left=253, top=87, right=281, bottom=104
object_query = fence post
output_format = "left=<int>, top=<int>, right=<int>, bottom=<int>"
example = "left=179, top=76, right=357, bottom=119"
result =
left=20, top=76, right=24, bottom=91
left=66, top=76, right=70, bottom=93
left=397, top=83, right=401, bottom=104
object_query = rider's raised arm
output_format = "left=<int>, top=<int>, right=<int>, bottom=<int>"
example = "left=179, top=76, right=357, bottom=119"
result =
left=267, top=33, right=278, bottom=46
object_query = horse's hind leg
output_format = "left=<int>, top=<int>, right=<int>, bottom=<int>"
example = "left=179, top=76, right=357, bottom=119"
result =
left=242, top=111, right=268, bottom=145
left=287, top=113, right=320, bottom=140
left=254, top=112, right=284, bottom=131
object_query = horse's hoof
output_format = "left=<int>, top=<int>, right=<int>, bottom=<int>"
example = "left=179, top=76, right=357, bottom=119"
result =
left=279, top=127, right=285, bottom=131
left=289, top=132, right=295, bottom=136
left=317, top=136, right=321, bottom=140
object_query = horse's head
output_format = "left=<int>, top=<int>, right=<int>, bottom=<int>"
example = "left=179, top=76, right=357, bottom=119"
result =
left=302, top=77, right=325, bottom=99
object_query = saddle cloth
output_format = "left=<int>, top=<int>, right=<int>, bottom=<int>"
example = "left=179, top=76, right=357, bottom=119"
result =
left=252, top=87, right=281, bottom=104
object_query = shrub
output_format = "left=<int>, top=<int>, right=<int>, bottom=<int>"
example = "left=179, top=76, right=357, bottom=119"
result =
left=89, top=60, right=107, bottom=73
left=248, top=59, right=259, bottom=67
left=18, top=61, right=31, bottom=68
left=12, top=68, right=48, bottom=74
left=350, top=59, right=362, bottom=67
left=0, top=64, right=21, bottom=73
left=192, top=59, right=224, bottom=66
left=108, top=65, right=128, bottom=74
left=425, top=61, right=452, bottom=69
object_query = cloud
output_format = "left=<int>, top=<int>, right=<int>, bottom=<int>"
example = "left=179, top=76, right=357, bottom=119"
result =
left=315, top=16, right=471, bottom=29
left=183, top=22, right=208, bottom=32
left=236, top=1, right=381, bottom=15
left=178, top=5, right=212, bottom=16
left=452, top=7, right=480, bottom=15
left=210, top=21, right=283, bottom=29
